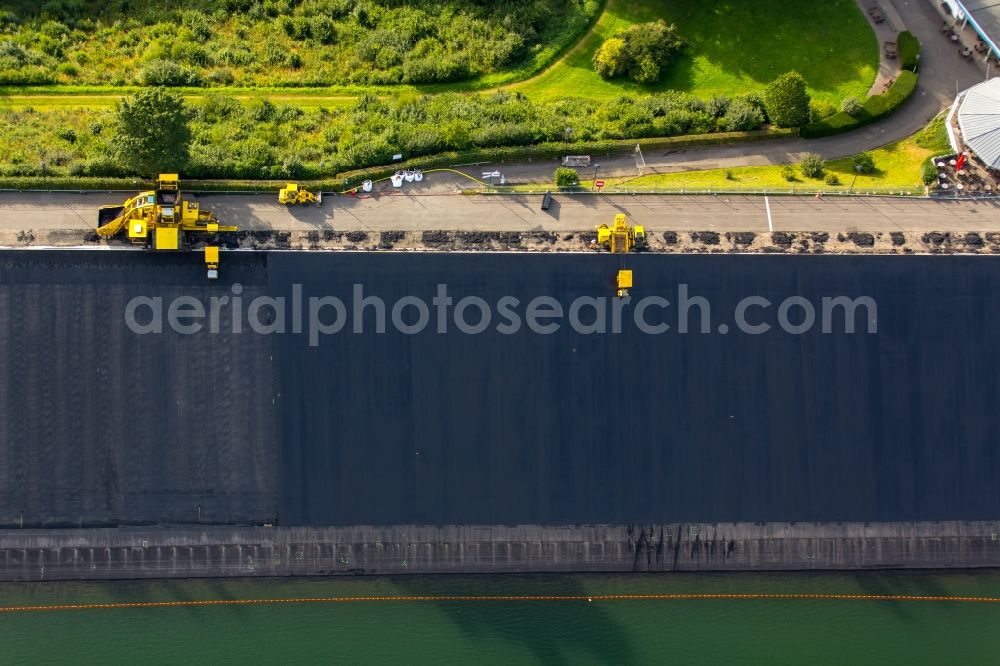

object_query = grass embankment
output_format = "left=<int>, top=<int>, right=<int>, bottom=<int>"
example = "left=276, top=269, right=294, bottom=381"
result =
left=513, top=0, right=878, bottom=104
left=581, top=117, right=951, bottom=195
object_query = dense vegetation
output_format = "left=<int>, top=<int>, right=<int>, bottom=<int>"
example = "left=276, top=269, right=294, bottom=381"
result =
left=0, top=0, right=599, bottom=86
left=0, top=87, right=775, bottom=178
left=592, top=20, right=684, bottom=84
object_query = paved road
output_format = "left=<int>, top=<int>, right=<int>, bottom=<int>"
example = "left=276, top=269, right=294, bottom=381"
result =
left=2, top=190, right=999, bottom=235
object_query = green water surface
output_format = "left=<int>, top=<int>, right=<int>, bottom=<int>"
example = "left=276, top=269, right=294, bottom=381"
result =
left=1, top=571, right=998, bottom=664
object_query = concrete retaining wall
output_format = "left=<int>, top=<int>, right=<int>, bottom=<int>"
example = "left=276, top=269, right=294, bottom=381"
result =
left=2, top=522, right=999, bottom=581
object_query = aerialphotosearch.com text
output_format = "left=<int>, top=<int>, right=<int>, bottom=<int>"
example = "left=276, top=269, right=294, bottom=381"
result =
left=124, top=283, right=878, bottom=346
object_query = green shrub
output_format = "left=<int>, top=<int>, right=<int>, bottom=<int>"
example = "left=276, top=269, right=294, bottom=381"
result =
left=310, top=16, right=337, bottom=45
left=866, top=70, right=919, bottom=115
left=801, top=71, right=918, bottom=138
left=207, top=68, right=235, bottom=85
left=800, top=153, right=825, bottom=178
left=554, top=166, right=580, bottom=187
left=402, top=56, right=470, bottom=84
left=897, top=31, right=920, bottom=70
left=0, top=66, right=55, bottom=85
left=739, top=91, right=767, bottom=116
left=824, top=172, right=840, bottom=186
left=781, top=165, right=797, bottom=182
left=765, top=71, right=811, bottom=127
left=283, top=155, right=305, bottom=178
left=706, top=95, right=730, bottom=118
left=720, top=99, right=764, bottom=131
left=592, top=37, right=627, bottom=79
left=852, top=151, right=875, bottom=174
left=139, top=59, right=201, bottom=86
left=921, top=159, right=938, bottom=185
left=840, top=96, right=863, bottom=117
left=592, top=20, right=685, bottom=84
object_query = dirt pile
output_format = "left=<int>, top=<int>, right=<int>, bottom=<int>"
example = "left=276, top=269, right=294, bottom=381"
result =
left=5, top=228, right=1000, bottom=254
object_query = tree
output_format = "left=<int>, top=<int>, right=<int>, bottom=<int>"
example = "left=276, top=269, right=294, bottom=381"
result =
left=800, top=153, right=825, bottom=178
left=764, top=71, right=811, bottom=127
left=853, top=151, right=875, bottom=174
left=592, top=37, right=627, bottom=79
left=592, top=20, right=684, bottom=84
left=111, top=88, right=192, bottom=177
left=554, top=167, right=580, bottom=188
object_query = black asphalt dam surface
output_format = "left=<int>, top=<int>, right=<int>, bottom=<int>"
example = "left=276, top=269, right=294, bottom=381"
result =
left=1, top=250, right=998, bottom=528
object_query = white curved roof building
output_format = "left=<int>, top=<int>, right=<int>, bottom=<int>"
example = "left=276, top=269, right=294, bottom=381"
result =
left=957, top=78, right=1000, bottom=170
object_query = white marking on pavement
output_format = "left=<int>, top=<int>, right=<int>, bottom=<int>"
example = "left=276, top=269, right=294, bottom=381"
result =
left=764, top=196, right=773, bottom=231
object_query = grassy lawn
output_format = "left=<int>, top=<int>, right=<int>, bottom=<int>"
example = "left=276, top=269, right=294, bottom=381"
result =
left=514, top=0, right=878, bottom=105
left=914, top=113, right=951, bottom=153
left=585, top=122, right=947, bottom=194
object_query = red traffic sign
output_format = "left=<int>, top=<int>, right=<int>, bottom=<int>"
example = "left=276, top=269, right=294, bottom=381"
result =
left=595, top=180, right=605, bottom=188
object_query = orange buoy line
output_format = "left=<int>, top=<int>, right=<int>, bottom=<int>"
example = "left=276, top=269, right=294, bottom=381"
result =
left=2, top=593, right=1000, bottom=614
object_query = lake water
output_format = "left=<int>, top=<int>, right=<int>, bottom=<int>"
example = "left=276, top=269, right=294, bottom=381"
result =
left=1, top=571, right=998, bottom=664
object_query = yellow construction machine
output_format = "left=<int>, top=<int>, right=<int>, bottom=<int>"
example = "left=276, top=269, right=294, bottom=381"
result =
left=615, top=269, right=633, bottom=299
left=279, top=182, right=321, bottom=206
left=96, top=174, right=237, bottom=279
left=596, top=214, right=646, bottom=253
left=595, top=214, right=645, bottom=298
